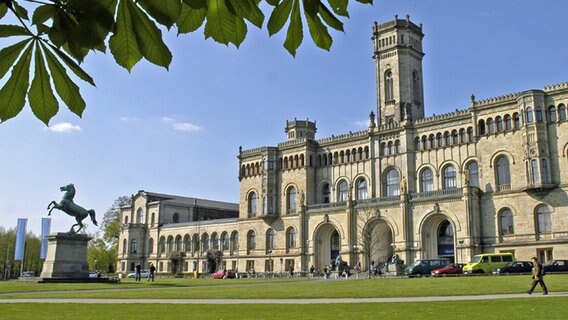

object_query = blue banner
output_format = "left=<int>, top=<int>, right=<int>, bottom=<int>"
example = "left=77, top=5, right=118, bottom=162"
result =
left=40, top=217, right=51, bottom=259
left=14, top=218, right=27, bottom=261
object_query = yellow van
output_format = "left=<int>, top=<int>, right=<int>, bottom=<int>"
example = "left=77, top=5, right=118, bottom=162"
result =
left=462, top=253, right=514, bottom=274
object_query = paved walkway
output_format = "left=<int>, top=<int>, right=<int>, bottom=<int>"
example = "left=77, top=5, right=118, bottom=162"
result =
left=1, top=292, right=565, bottom=304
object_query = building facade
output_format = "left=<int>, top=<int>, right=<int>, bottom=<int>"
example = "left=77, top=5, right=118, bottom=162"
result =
left=118, top=16, right=568, bottom=276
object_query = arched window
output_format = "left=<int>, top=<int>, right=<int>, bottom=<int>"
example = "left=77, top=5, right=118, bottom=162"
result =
left=536, top=206, right=552, bottom=234
left=513, top=113, right=521, bottom=128
left=452, top=130, right=458, bottom=144
left=381, top=142, right=387, bottom=156
left=525, top=106, right=534, bottom=123
left=504, top=115, right=512, bottom=131
left=247, top=230, right=256, bottom=252
left=436, top=133, right=443, bottom=147
left=487, top=118, right=495, bottom=134
left=230, top=232, right=239, bottom=255
left=167, top=236, right=174, bottom=253
left=287, top=186, right=297, bottom=213
left=221, top=232, right=229, bottom=251
left=192, top=234, right=199, bottom=255
left=478, top=119, right=486, bottom=135
left=151, top=212, right=155, bottom=226
left=444, top=131, right=451, bottom=146
left=536, top=107, right=543, bottom=122
left=429, top=134, right=435, bottom=149
left=496, top=156, right=511, bottom=189
left=122, top=239, right=127, bottom=254
left=248, top=192, right=257, bottom=217
left=548, top=106, right=557, bottom=123
left=337, top=180, right=348, bottom=202
left=559, top=104, right=567, bottom=121
left=531, top=159, right=539, bottom=185
left=286, top=228, right=297, bottom=251
left=211, top=233, right=219, bottom=251
left=388, top=142, right=394, bottom=155
left=415, top=137, right=421, bottom=150
left=496, top=116, right=503, bottom=132
left=322, top=183, right=330, bottom=204
left=541, top=159, right=549, bottom=184
left=467, top=162, right=479, bottom=187
left=124, top=215, right=129, bottom=224
left=201, top=233, right=209, bottom=251
left=149, top=238, right=154, bottom=254
left=443, top=165, right=457, bottom=189
left=421, top=168, right=434, bottom=192
left=184, top=234, right=190, bottom=252
left=467, top=127, right=474, bottom=142
left=385, top=70, right=394, bottom=102
left=136, top=208, right=143, bottom=223
left=459, top=129, right=466, bottom=144
left=266, top=229, right=276, bottom=251
left=159, top=236, right=165, bottom=254
left=499, top=209, right=514, bottom=235
left=356, top=178, right=367, bottom=200
left=385, top=169, right=400, bottom=196
left=172, top=212, right=179, bottom=223
left=175, top=235, right=182, bottom=252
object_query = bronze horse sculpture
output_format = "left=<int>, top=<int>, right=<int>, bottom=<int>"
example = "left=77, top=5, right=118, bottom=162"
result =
left=47, top=184, right=98, bottom=234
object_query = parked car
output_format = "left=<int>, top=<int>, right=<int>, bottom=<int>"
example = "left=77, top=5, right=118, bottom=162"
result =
left=543, top=260, right=568, bottom=273
left=89, top=271, right=101, bottom=278
left=127, top=270, right=151, bottom=278
left=211, top=269, right=235, bottom=279
left=463, top=253, right=514, bottom=274
left=431, top=263, right=464, bottom=276
left=404, top=258, right=451, bottom=277
left=492, top=261, right=533, bottom=275
left=21, top=271, right=35, bottom=278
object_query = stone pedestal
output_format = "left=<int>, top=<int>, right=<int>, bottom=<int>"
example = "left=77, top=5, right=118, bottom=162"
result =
left=385, top=263, right=405, bottom=276
left=40, top=233, right=91, bottom=279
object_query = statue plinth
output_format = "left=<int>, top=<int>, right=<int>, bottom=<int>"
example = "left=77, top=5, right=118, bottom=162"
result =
left=40, top=233, right=91, bottom=279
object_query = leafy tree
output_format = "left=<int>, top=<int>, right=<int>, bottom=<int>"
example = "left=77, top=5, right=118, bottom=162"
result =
left=88, top=237, right=118, bottom=273
left=0, top=227, right=42, bottom=279
left=99, top=195, right=131, bottom=247
left=0, top=0, right=372, bottom=124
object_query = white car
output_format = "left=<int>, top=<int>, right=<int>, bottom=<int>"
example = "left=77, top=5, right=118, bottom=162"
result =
left=127, top=270, right=151, bottom=278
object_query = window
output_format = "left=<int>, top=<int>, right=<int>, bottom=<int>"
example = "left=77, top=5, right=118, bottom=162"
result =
left=500, top=209, right=514, bottom=235
left=287, top=186, right=297, bottom=213
left=429, top=135, right=435, bottom=148
left=149, top=238, right=154, bottom=254
left=211, top=233, right=219, bottom=251
left=487, top=118, right=495, bottom=134
left=385, top=70, right=394, bottom=102
left=322, top=183, right=330, bottom=203
left=247, top=231, right=256, bottom=252
left=151, top=212, right=155, bottom=225
left=248, top=192, right=257, bottom=217
left=202, top=233, right=209, bottom=251
left=222, top=232, right=229, bottom=251
left=467, top=162, right=479, bottom=187
left=513, top=113, right=521, bottom=128
left=337, top=180, right=348, bottom=202
left=531, top=159, right=539, bottom=185
left=459, top=129, right=466, bottom=143
left=537, top=206, right=552, bottom=234
left=504, top=115, right=512, bottom=131
left=122, top=239, right=127, bottom=254
left=452, top=130, right=458, bottom=144
left=443, top=165, right=457, bottom=189
left=436, top=133, right=443, bottom=147
left=230, top=232, right=239, bottom=255
left=184, top=235, right=190, bottom=252
left=467, top=127, right=474, bottom=142
left=167, top=236, right=173, bottom=253
left=548, top=106, right=557, bottom=123
left=192, top=234, right=199, bottom=255
left=356, top=178, right=367, bottom=200
left=159, top=237, right=165, bottom=254
left=286, top=228, right=297, bottom=251
left=136, top=208, right=143, bottom=223
left=444, top=131, right=451, bottom=146
left=381, top=143, right=387, bottom=156
left=525, top=107, right=534, bottom=123
left=536, top=107, right=543, bottom=122
left=559, top=104, right=567, bottom=121
left=541, top=159, right=549, bottom=184
left=385, top=169, right=400, bottom=196
left=172, top=212, right=179, bottom=223
left=421, top=168, right=434, bottom=192
left=478, top=120, right=486, bottom=135
left=124, top=216, right=129, bottom=224
left=175, top=235, right=182, bottom=251
left=496, top=156, right=511, bottom=189
left=266, top=229, right=276, bottom=251
left=496, top=117, right=503, bottom=132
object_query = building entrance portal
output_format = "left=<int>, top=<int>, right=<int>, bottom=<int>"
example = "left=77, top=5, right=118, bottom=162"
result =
left=313, top=224, right=340, bottom=272
left=422, top=214, right=455, bottom=262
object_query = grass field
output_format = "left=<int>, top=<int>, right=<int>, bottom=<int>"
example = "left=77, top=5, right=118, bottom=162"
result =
left=1, top=275, right=567, bottom=319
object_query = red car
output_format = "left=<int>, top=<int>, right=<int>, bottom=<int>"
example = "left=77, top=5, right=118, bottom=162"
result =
left=211, top=269, right=236, bottom=279
left=431, top=263, right=464, bottom=277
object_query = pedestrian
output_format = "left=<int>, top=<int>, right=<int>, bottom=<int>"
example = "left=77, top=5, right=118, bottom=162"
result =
left=135, top=263, right=142, bottom=281
left=370, top=260, right=377, bottom=278
left=309, top=265, right=315, bottom=278
left=354, top=261, right=362, bottom=279
left=148, top=263, right=156, bottom=282
left=527, top=256, right=548, bottom=295
left=288, top=262, right=294, bottom=278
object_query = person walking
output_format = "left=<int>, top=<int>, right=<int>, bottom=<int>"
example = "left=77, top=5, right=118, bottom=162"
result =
left=135, top=263, right=142, bottom=281
left=148, top=263, right=156, bottom=282
left=527, top=257, right=548, bottom=295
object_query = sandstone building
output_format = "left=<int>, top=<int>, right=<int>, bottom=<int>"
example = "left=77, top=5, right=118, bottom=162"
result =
left=117, top=16, right=568, bottom=276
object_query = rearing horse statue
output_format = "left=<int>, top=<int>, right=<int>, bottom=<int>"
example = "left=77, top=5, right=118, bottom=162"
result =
left=47, top=184, right=98, bottom=234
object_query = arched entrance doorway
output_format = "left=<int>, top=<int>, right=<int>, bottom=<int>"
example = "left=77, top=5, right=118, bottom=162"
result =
left=421, top=214, right=455, bottom=262
left=313, top=223, right=340, bottom=271
left=363, top=219, right=393, bottom=268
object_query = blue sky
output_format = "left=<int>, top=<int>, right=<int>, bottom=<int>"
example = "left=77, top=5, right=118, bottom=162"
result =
left=1, top=0, right=567, bottom=235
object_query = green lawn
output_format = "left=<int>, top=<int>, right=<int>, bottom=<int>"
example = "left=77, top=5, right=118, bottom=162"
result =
left=1, top=275, right=567, bottom=320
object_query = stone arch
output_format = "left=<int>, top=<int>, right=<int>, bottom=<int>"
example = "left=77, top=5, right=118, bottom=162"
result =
left=362, top=216, right=395, bottom=266
left=489, top=150, right=516, bottom=167
left=312, top=220, right=344, bottom=271
left=417, top=207, right=462, bottom=262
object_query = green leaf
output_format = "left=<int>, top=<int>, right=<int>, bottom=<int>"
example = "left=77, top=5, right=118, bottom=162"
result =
left=227, top=0, right=264, bottom=28
left=12, top=1, right=29, bottom=21
left=0, top=24, right=31, bottom=37
left=139, top=0, right=182, bottom=29
left=305, top=10, right=332, bottom=50
left=267, top=0, right=293, bottom=36
left=29, top=44, right=59, bottom=125
left=303, top=0, right=319, bottom=16
left=356, top=0, right=373, bottom=4
left=283, top=0, right=302, bottom=56
left=204, top=0, right=237, bottom=46
left=328, top=0, right=349, bottom=17
left=0, top=39, right=31, bottom=79
left=319, top=2, right=343, bottom=32
left=183, top=0, right=206, bottom=8
left=233, top=16, right=247, bottom=47
left=43, top=42, right=86, bottom=118
left=109, top=0, right=142, bottom=71
left=32, top=4, right=57, bottom=26
left=128, top=0, right=172, bottom=69
left=0, top=44, right=32, bottom=122
left=177, top=2, right=207, bottom=34
left=265, top=0, right=280, bottom=6
left=0, top=3, right=7, bottom=19
left=48, top=43, right=95, bottom=86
